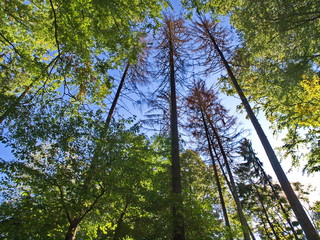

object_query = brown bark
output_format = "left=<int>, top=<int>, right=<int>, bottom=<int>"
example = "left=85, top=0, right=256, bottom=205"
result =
left=202, top=111, right=233, bottom=240
left=167, top=19, right=185, bottom=240
left=202, top=109, right=253, bottom=240
left=65, top=218, right=80, bottom=240
left=199, top=18, right=320, bottom=240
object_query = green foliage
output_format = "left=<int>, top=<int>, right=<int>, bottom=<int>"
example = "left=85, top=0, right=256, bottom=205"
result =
left=0, top=0, right=168, bottom=114
left=0, top=94, right=227, bottom=239
left=226, top=0, right=320, bottom=172
left=180, top=150, right=222, bottom=239
left=0, top=97, right=166, bottom=239
left=1, top=1, right=319, bottom=238
left=311, top=201, right=320, bottom=230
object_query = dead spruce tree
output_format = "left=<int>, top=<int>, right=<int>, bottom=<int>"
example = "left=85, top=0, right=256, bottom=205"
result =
left=152, top=16, right=190, bottom=240
left=185, top=81, right=254, bottom=240
left=191, top=16, right=320, bottom=240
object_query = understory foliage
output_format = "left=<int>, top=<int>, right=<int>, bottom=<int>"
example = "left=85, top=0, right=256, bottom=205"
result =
left=0, top=0, right=319, bottom=239
left=0, top=96, right=218, bottom=239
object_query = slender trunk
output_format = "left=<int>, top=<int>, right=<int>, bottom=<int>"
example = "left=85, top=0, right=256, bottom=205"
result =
left=84, top=63, right=130, bottom=184
left=202, top=109, right=253, bottom=240
left=211, top=141, right=256, bottom=240
left=254, top=162, right=300, bottom=239
left=209, top=136, right=256, bottom=240
left=105, top=62, right=130, bottom=130
left=201, top=19, right=320, bottom=240
left=261, top=217, right=274, bottom=240
left=168, top=23, right=185, bottom=240
left=202, top=112, right=233, bottom=240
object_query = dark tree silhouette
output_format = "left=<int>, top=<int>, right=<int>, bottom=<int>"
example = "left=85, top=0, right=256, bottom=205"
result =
left=238, top=139, right=302, bottom=239
left=105, top=41, right=150, bottom=129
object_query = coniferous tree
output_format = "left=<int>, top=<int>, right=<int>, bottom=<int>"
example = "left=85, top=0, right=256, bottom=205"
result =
left=191, top=16, right=319, bottom=240
left=237, top=139, right=305, bottom=239
left=153, top=16, right=189, bottom=240
left=185, top=81, right=253, bottom=240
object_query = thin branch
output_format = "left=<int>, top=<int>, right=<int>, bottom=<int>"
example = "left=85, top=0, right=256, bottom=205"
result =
left=56, top=184, right=72, bottom=223
left=78, top=188, right=106, bottom=222
left=0, top=32, right=23, bottom=58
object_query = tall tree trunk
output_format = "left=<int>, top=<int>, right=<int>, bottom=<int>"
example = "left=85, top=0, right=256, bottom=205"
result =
left=200, top=18, right=320, bottom=240
left=201, top=109, right=253, bottom=240
left=209, top=136, right=256, bottom=240
left=261, top=218, right=274, bottom=240
left=113, top=202, right=129, bottom=240
left=202, top=111, right=233, bottom=240
left=65, top=218, right=81, bottom=240
left=105, top=62, right=130, bottom=130
left=168, top=22, right=185, bottom=240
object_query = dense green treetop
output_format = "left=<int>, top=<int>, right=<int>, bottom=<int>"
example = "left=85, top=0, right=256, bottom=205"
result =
left=1, top=1, right=319, bottom=239
left=0, top=0, right=169, bottom=105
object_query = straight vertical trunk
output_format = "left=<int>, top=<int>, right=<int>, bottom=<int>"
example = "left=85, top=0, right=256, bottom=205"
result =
left=168, top=22, right=185, bottom=240
left=200, top=19, right=320, bottom=240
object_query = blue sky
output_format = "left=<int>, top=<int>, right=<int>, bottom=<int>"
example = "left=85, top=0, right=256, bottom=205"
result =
left=0, top=0, right=318, bottom=205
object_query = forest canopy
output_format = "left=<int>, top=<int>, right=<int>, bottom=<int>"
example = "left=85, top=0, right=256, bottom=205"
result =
left=0, top=0, right=319, bottom=239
